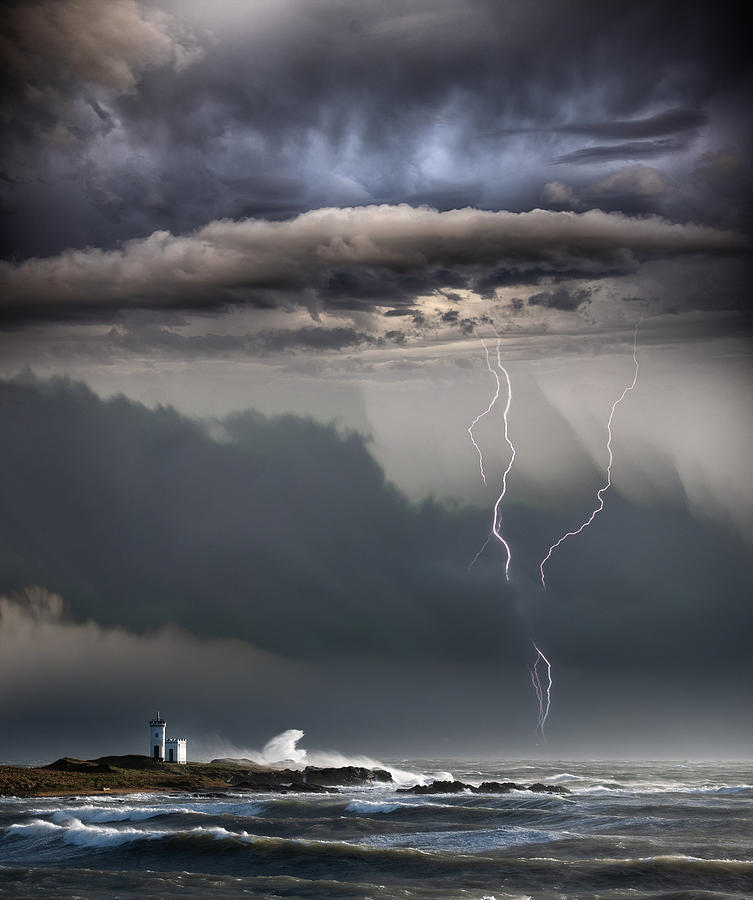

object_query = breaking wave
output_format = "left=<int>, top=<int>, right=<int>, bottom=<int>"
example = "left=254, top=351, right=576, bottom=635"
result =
left=197, top=728, right=430, bottom=786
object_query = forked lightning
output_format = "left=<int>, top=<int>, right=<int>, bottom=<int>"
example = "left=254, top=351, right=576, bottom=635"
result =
left=539, top=320, right=642, bottom=589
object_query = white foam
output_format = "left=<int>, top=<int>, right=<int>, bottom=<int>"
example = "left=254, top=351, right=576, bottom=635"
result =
left=5, top=817, right=164, bottom=848
left=428, top=771, right=455, bottom=783
left=44, top=799, right=265, bottom=823
left=528, top=853, right=753, bottom=866
left=194, top=727, right=431, bottom=786
left=345, top=800, right=408, bottom=814
left=570, top=780, right=753, bottom=796
left=4, top=816, right=261, bottom=850
left=47, top=805, right=203, bottom=824
left=181, top=824, right=255, bottom=843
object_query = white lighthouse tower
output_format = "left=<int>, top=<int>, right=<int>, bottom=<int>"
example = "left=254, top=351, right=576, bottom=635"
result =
left=149, top=713, right=166, bottom=761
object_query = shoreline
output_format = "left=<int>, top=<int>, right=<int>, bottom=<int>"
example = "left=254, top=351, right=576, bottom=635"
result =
left=0, top=757, right=249, bottom=799
left=0, top=755, right=394, bottom=798
left=2, top=787, right=194, bottom=798
left=0, top=756, right=571, bottom=799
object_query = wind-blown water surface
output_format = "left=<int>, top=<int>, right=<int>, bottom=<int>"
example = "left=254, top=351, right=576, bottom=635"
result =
left=1, top=759, right=751, bottom=899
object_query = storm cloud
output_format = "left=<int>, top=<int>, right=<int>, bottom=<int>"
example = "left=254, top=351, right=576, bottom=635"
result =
left=0, top=377, right=750, bottom=756
left=553, top=138, right=688, bottom=165
left=0, top=206, right=744, bottom=322
left=554, top=108, right=709, bottom=141
left=1, top=0, right=201, bottom=92
left=528, top=286, right=590, bottom=311
left=0, top=376, right=750, bottom=669
left=104, top=322, right=378, bottom=356
left=1, top=0, right=751, bottom=260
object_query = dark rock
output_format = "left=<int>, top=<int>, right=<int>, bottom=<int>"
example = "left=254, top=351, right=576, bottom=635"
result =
left=527, top=782, right=570, bottom=794
left=93, top=755, right=158, bottom=770
left=227, top=768, right=338, bottom=793
left=233, top=778, right=336, bottom=793
left=397, top=780, right=472, bottom=794
left=45, top=758, right=114, bottom=773
left=474, top=781, right=525, bottom=793
left=303, top=766, right=393, bottom=787
left=397, top=778, right=572, bottom=796
left=227, top=768, right=297, bottom=788
left=225, top=764, right=391, bottom=792
left=281, top=782, right=336, bottom=793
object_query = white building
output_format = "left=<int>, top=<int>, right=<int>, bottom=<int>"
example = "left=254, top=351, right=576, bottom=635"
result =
left=165, top=737, right=187, bottom=764
left=148, top=714, right=187, bottom=763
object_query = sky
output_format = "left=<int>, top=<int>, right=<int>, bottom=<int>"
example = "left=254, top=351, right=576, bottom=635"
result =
left=0, top=0, right=751, bottom=763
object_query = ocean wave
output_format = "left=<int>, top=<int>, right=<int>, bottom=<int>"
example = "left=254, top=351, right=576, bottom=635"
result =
left=4, top=817, right=167, bottom=849
left=623, top=854, right=753, bottom=866
left=1, top=818, right=281, bottom=853
left=2, top=817, right=514, bottom=870
left=708, top=785, right=753, bottom=795
left=356, top=825, right=570, bottom=853
left=47, top=805, right=205, bottom=824
left=197, top=728, right=432, bottom=787
left=569, top=781, right=753, bottom=797
left=38, top=800, right=266, bottom=824
left=526, top=853, right=753, bottom=869
left=344, top=800, right=411, bottom=814
left=343, top=797, right=460, bottom=816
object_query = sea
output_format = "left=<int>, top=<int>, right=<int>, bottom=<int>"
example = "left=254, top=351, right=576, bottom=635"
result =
left=0, top=759, right=751, bottom=899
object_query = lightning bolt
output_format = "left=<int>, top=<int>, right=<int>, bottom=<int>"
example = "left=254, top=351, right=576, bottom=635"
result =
left=467, top=327, right=516, bottom=580
left=467, top=338, right=501, bottom=487
left=531, top=642, right=552, bottom=743
left=539, top=320, right=642, bottom=589
left=466, top=327, right=552, bottom=745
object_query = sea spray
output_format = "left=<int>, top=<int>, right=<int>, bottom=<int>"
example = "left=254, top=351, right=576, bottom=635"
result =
left=192, top=728, right=437, bottom=787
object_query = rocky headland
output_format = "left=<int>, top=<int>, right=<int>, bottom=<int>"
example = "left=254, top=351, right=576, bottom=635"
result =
left=0, top=756, right=569, bottom=797
left=0, top=756, right=395, bottom=797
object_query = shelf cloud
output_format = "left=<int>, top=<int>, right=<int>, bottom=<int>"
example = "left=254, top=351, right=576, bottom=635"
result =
left=0, top=206, right=745, bottom=321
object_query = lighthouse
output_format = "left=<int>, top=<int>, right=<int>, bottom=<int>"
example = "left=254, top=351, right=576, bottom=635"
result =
left=147, top=713, right=187, bottom=763
left=149, top=714, right=166, bottom=761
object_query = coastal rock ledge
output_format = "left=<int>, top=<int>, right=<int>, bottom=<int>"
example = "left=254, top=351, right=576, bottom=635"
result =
left=224, top=765, right=394, bottom=793
left=398, top=780, right=570, bottom=795
left=0, top=757, right=569, bottom=798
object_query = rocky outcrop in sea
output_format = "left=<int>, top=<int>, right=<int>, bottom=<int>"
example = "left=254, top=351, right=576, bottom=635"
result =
left=224, top=764, right=394, bottom=793
left=398, top=779, right=570, bottom=795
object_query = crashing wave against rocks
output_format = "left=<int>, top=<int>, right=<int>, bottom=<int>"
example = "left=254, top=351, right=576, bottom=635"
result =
left=0, top=756, right=570, bottom=797
left=222, top=764, right=394, bottom=793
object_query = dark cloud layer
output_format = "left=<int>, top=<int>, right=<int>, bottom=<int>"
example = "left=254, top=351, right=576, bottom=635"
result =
left=0, top=377, right=750, bottom=679
left=1, top=0, right=751, bottom=263
left=0, top=206, right=745, bottom=326
left=106, top=323, right=377, bottom=356
left=528, top=286, right=590, bottom=311
left=496, top=108, right=708, bottom=143
left=0, top=376, right=506, bottom=662
left=0, top=0, right=750, bottom=355
left=557, top=108, right=708, bottom=141
left=554, top=138, right=688, bottom=165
